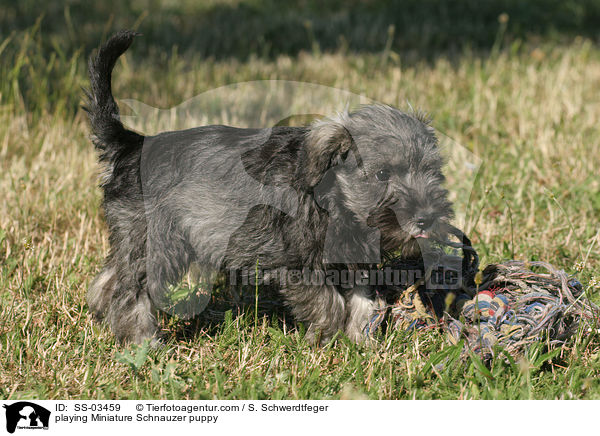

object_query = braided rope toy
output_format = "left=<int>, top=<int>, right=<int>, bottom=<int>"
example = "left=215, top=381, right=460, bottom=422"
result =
left=366, top=227, right=599, bottom=360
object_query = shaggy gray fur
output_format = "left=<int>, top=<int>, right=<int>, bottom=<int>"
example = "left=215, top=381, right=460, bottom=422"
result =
left=85, top=31, right=454, bottom=344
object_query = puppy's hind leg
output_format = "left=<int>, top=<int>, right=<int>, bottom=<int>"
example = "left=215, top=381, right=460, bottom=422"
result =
left=105, top=252, right=158, bottom=345
left=87, top=263, right=117, bottom=320
left=102, top=205, right=159, bottom=344
left=107, top=284, right=157, bottom=345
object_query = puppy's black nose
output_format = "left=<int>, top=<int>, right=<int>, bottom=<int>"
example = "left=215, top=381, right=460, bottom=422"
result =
left=416, top=215, right=433, bottom=230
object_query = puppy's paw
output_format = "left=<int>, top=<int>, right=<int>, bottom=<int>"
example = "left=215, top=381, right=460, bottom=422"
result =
left=304, top=325, right=339, bottom=347
left=343, top=326, right=368, bottom=344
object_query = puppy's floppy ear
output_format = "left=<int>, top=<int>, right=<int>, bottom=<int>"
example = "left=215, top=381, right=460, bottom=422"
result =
left=301, top=119, right=353, bottom=188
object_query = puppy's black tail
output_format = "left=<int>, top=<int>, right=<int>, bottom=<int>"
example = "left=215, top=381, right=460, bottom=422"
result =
left=84, top=30, right=143, bottom=160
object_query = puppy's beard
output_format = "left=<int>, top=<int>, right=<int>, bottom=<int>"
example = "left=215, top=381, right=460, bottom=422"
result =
left=368, top=207, right=441, bottom=259
left=380, top=219, right=451, bottom=260
left=381, top=230, right=424, bottom=259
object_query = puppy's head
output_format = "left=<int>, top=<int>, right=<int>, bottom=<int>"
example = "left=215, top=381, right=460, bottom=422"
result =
left=302, top=105, right=453, bottom=260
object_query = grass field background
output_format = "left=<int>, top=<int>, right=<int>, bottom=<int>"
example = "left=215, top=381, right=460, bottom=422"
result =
left=1, top=1, right=600, bottom=399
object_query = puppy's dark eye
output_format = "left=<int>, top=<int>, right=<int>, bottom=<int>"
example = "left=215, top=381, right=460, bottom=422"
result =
left=375, top=169, right=390, bottom=182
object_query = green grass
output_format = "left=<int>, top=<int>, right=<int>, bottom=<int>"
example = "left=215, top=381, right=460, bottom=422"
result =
left=1, top=4, right=600, bottom=399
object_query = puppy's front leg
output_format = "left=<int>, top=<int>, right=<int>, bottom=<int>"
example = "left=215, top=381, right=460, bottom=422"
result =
left=344, top=286, right=375, bottom=343
left=282, top=284, right=346, bottom=345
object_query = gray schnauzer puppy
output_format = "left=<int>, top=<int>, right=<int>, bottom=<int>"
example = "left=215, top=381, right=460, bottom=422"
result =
left=85, top=31, right=453, bottom=344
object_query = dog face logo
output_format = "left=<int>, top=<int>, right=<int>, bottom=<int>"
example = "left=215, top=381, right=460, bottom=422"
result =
left=2, top=402, right=50, bottom=433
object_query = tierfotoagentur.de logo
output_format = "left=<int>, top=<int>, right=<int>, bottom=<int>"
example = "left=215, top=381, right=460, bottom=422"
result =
left=2, top=402, right=50, bottom=434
